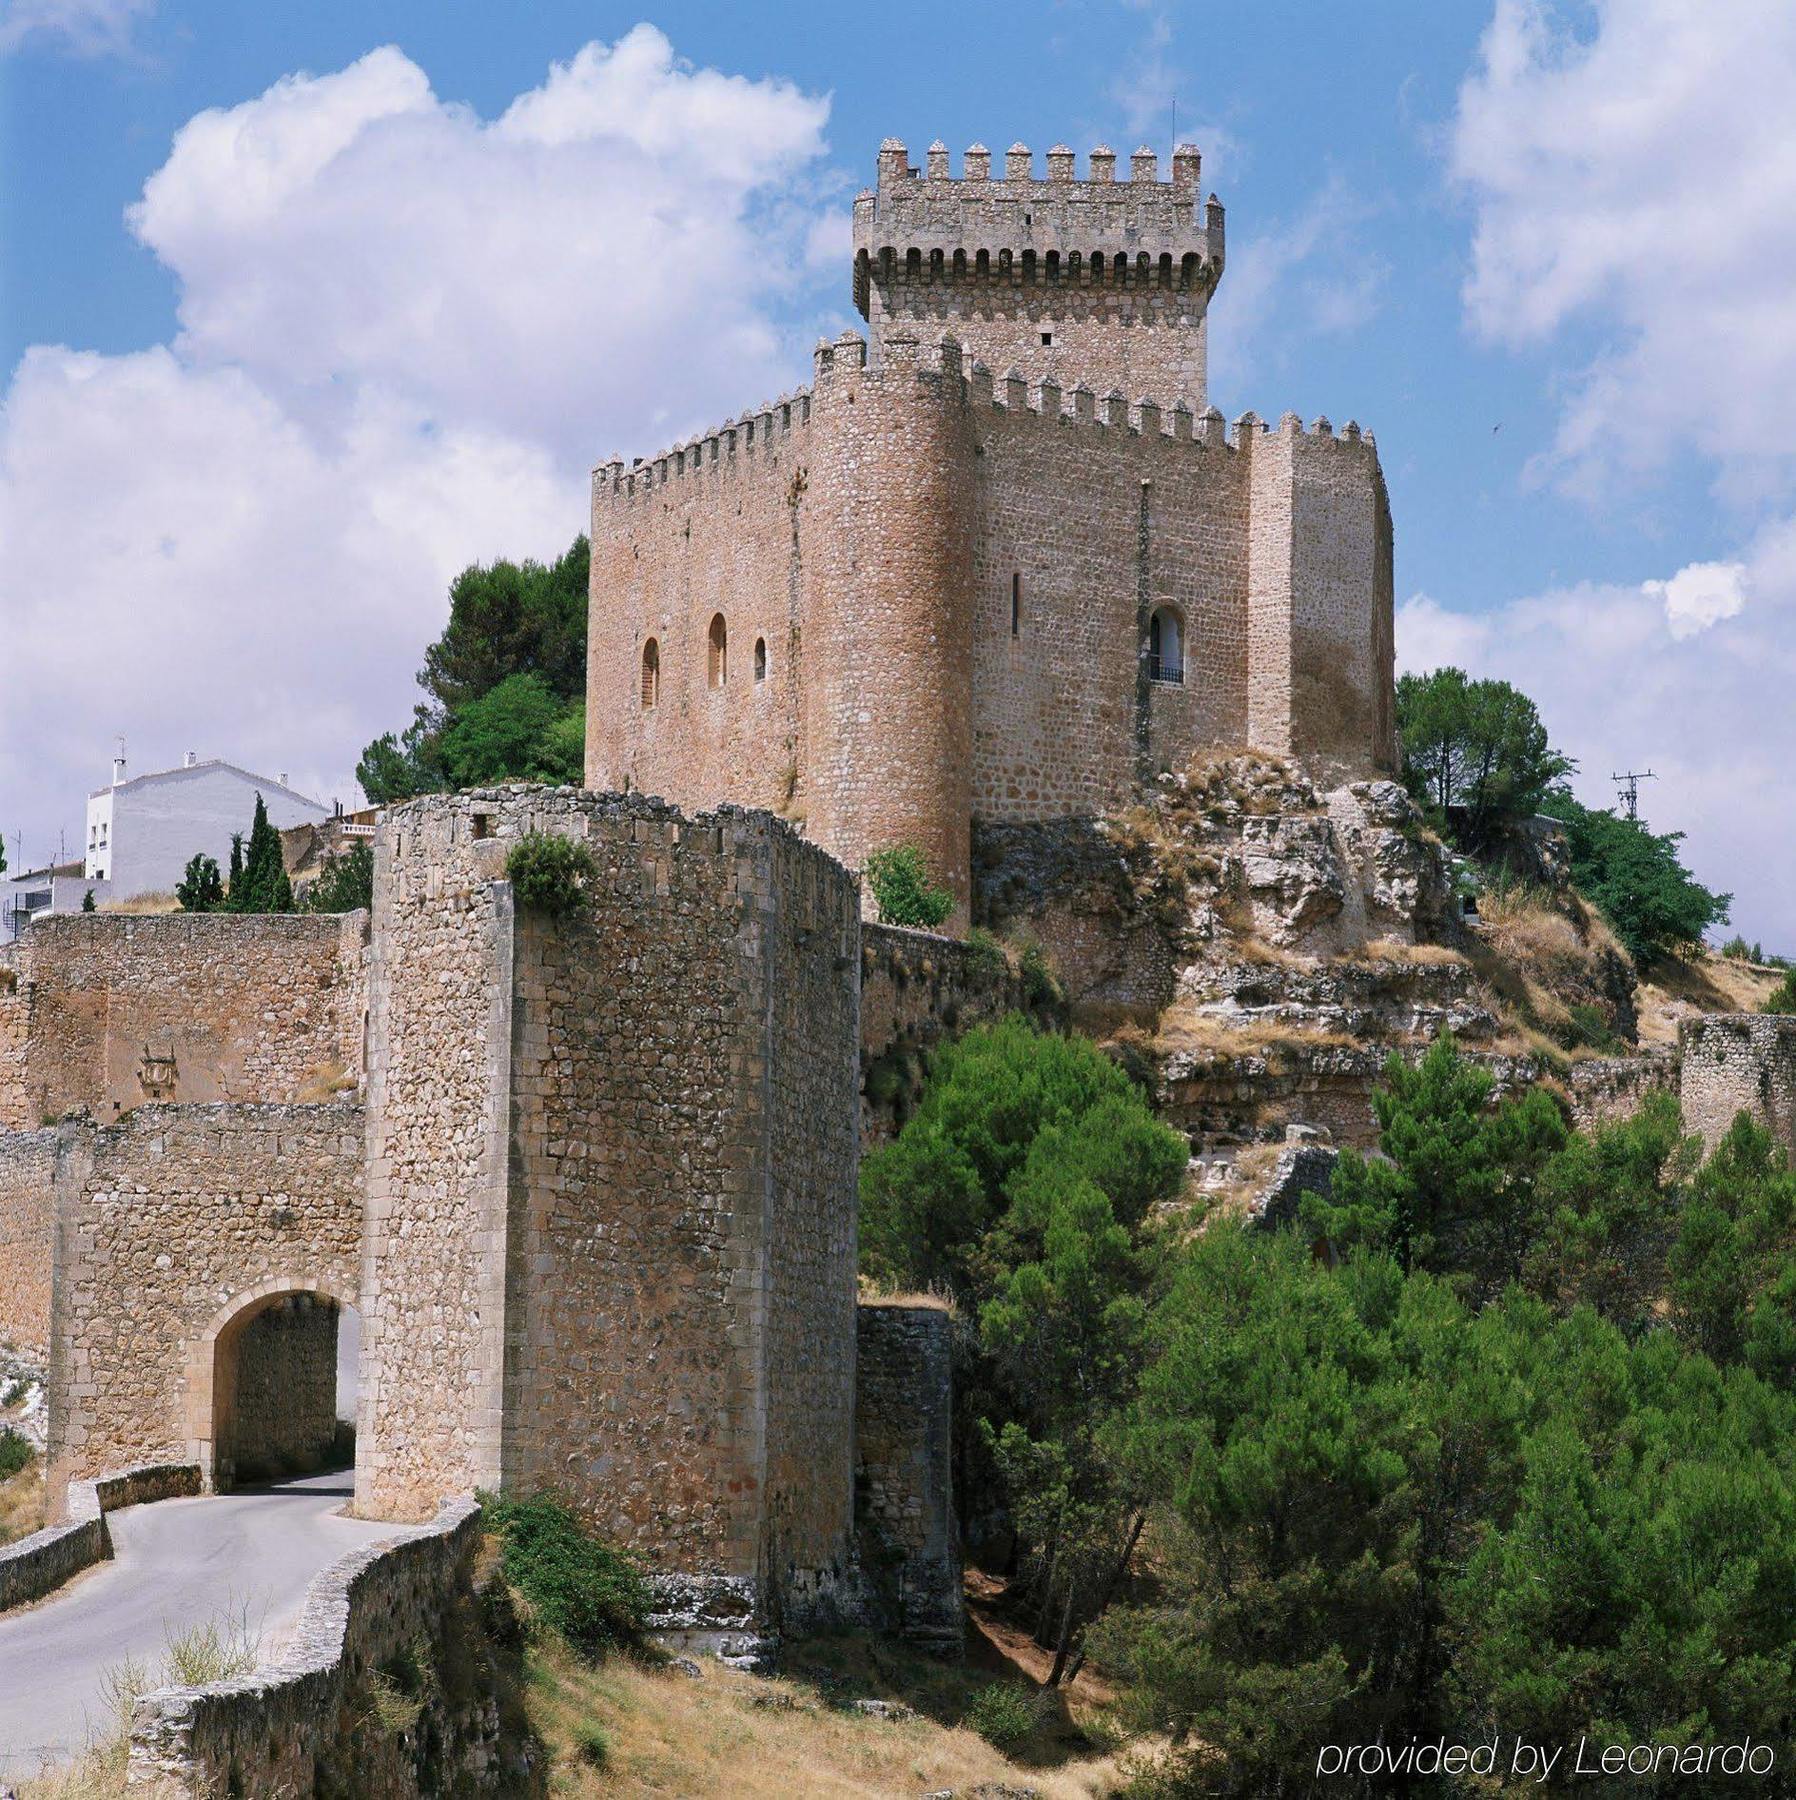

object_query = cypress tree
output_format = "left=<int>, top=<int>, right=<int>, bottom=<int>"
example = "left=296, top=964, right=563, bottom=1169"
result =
left=226, top=832, right=246, bottom=911
left=235, top=794, right=293, bottom=913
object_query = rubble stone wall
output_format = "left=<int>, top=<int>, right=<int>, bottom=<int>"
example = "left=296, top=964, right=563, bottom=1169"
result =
left=1680, top=1014, right=1796, bottom=1157
left=854, top=1302, right=963, bottom=1653
left=1567, top=1055, right=1677, bottom=1131
left=220, top=1295, right=341, bottom=1485
left=45, top=1102, right=362, bottom=1505
left=0, top=1128, right=55, bottom=1357
left=0, top=912, right=367, bottom=1129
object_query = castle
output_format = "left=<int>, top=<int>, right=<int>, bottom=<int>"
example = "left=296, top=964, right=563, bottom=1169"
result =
left=588, top=140, right=1398, bottom=922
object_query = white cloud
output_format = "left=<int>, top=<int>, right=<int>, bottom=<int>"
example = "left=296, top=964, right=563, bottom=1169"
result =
left=1645, top=560, right=1748, bottom=641
left=1397, top=530, right=1796, bottom=947
left=0, top=28, right=833, bottom=870
left=1452, top=0, right=1796, bottom=501
left=0, top=0, right=149, bottom=56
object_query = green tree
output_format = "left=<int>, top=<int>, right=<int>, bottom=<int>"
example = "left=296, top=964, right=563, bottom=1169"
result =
left=176, top=853, right=225, bottom=914
left=80, top=888, right=95, bottom=912
left=1542, top=790, right=1731, bottom=965
left=358, top=535, right=589, bottom=800
left=305, top=841, right=374, bottom=914
left=1396, top=667, right=1574, bottom=847
left=864, top=843, right=954, bottom=930
left=227, top=795, right=293, bottom=914
left=1302, top=1033, right=1567, bottom=1296
left=1763, top=970, right=1796, bottom=1014
left=437, top=673, right=573, bottom=790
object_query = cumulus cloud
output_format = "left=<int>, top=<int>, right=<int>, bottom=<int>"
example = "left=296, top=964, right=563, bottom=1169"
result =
left=0, top=0, right=150, bottom=56
left=1645, top=561, right=1748, bottom=641
left=0, top=27, right=833, bottom=870
left=1453, top=0, right=1796, bottom=501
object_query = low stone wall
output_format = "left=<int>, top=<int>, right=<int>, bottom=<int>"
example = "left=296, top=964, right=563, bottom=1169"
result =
left=128, top=1497, right=509, bottom=1798
left=1680, top=1014, right=1796, bottom=1157
left=861, top=923, right=1024, bottom=1141
left=0, top=1127, right=55, bottom=1358
left=0, top=1461, right=199, bottom=1612
left=1566, top=1054, right=1676, bottom=1131
left=853, top=1301, right=963, bottom=1654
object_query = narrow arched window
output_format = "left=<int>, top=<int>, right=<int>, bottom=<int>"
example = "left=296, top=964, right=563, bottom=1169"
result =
left=640, top=638, right=660, bottom=709
left=754, top=636, right=767, bottom=682
left=708, top=613, right=728, bottom=688
left=1011, top=573, right=1021, bottom=637
left=1149, top=606, right=1184, bottom=684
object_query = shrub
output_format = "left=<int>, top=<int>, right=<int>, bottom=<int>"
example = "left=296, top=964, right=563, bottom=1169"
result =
left=482, top=1491, right=647, bottom=1656
left=1764, top=970, right=1796, bottom=1015
left=506, top=832, right=598, bottom=920
left=865, top=843, right=953, bottom=930
left=306, top=840, right=374, bottom=913
left=966, top=1681, right=1042, bottom=1751
left=175, top=852, right=224, bottom=914
left=0, top=1430, right=30, bottom=1479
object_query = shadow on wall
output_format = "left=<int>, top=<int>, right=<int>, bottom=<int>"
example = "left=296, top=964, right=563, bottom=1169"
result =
left=211, top=1293, right=359, bottom=1489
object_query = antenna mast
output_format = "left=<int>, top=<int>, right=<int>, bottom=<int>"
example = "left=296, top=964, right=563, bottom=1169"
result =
left=1612, top=769, right=1656, bottom=822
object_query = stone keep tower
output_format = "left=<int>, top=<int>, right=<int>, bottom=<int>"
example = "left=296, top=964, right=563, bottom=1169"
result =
left=853, top=139, right=1225, bottom=408
left=588, top=139, right=1395, bottom=928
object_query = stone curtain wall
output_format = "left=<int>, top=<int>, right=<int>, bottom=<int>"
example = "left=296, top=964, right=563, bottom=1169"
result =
left=853, top=1302, right=963, bottom=1652
left=45, top=1102, right=362, bottom=1505
left=1680, top=1015, right=1796, bottom=1157
left=590, top=325, right=1393, bottom=930
left=219, top=1296, right=340, bottom=1484
left=0, top=1128, right=55, bottom=1357
left=1567, top=1054, right=1677, bottom=1132
left=0, top=912, right=367, bottom=1128
left=860, top=922, right=1025, bottom=1141
left=359, top=789, right=863, bottom=1636
left=128, top=1498, right=509, bottom=1798
left=0, top=948, right=28, bottom=1128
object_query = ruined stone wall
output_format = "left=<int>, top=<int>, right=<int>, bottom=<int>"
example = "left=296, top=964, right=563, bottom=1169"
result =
left=0, top=912, right=367, bottom=1129
left=1680, top=1014, right=1796, bottom=1157
left=0, top=1128, right=54, bottom=1358
left=591, top=327, right=1393, bottom=933
left=1567, top=1055, right=1676, bottom=1132
left=854, top=1302, right=962, bottom=1652
left=221, top=1296, right=340, bottom=1484
left=860, top=922, right=1025, bottom=1140
left=45, top=1102, right=362, bottom=1505
left=359, top=789, right=862, bottom=1633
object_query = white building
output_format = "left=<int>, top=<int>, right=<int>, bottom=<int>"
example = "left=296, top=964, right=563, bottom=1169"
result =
left=84, top=753, right=329, bottom=901
left=2, top=862, right=93, bottom=942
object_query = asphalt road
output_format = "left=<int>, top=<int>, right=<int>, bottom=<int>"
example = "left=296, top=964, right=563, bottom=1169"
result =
left=0, top=1469, right=407, bottom=1779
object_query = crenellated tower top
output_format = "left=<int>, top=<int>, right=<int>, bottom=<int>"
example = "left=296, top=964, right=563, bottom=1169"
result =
left=852, top=139, right=1225, bottom=410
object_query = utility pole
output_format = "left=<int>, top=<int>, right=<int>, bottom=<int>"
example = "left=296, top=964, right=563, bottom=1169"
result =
left=1612, top=769, right=1656, bottom=822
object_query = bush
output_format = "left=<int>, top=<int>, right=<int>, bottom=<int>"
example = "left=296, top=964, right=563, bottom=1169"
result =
left=306, top=840, right=374, bottom=913
left=482, top=1491, right=647, bottom=1656
left=865, top=843, right=953, bottom=930
left=0, top=1430, right=31, bottom=1480
left=1764, top=970, right=1796, bottom=1015
left=506, top=832, right=598, bottom=920
left=573, top=1719, right=610, bottom=1766
left=966, top=1681, right=1042, bottom=1751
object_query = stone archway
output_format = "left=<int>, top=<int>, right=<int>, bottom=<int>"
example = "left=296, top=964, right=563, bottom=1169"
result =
left=184, top=1274, right=358, bottom=1491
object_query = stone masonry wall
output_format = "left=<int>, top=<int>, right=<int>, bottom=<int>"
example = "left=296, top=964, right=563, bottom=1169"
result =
left=0, top=912, right=367, bottom=1129
left=590, top=323, right=1394, bottom=936
left=854, top=1302, right=963, bottom=1652
left=860, top=922, right=1024, bottom=1141
left=45, top=1102, right=362, bottom=1506
left=1680, top=1014, right=1796, bottom=1158
left=0, top=1128, right=55, bottom=1358
left=358, top=789, right=862, bottom=1635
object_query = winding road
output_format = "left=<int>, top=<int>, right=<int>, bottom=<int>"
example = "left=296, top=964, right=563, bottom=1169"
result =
left=0, top=1469, right=406, bottom=1779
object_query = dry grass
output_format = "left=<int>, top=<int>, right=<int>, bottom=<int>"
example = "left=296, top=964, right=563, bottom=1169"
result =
left=1464, top=883, right=1630, bottom=1054
left=1637, top=951, right=1786, bottom=1048
left=96, top=892, right=180, bottom=915
left=295, top=1059, right=358, bottom=1103
left=1152, top=1006, right=1358, bottom=1063
left=0, top=1446, right=46, bottom=1546
left=526, top=1634, right=1130, bottom=1799
left=1353, top=938, right=1469, bottom=968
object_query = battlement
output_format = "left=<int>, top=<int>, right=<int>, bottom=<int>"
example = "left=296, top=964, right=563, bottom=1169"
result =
left=595, top=330, right=1376, bottom=505
left=853, top=138, right=1224, bottom=316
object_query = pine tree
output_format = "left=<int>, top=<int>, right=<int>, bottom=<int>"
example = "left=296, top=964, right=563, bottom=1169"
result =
left=176, top=853, right=224, bottom=913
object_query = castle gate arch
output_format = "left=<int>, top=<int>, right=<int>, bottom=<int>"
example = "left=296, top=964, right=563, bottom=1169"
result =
left=184, top=1274, right=360, bottom=1490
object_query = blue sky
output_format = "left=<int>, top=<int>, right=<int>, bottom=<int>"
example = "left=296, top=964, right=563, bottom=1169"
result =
left=3, top=0, right=1793, bottom=945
